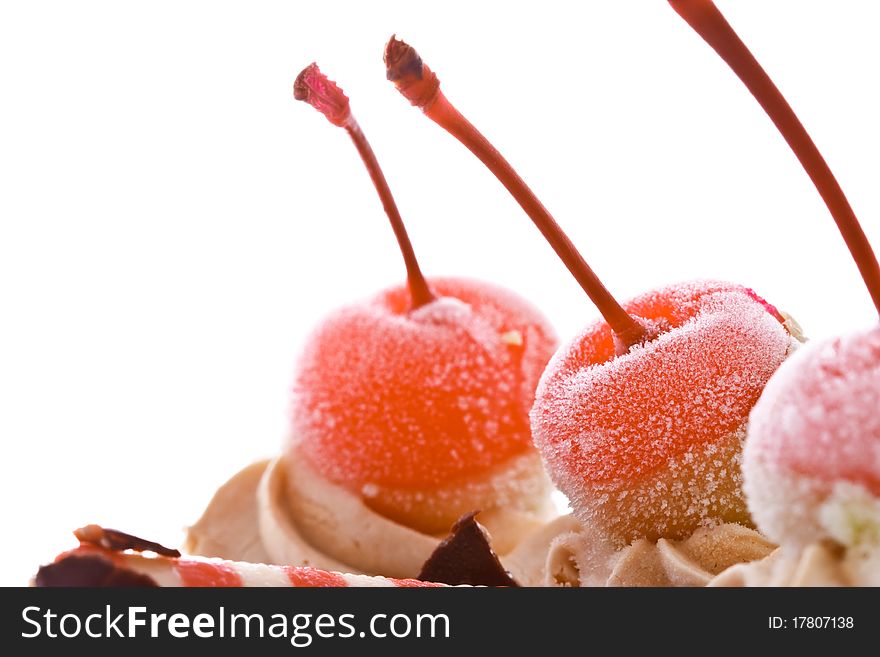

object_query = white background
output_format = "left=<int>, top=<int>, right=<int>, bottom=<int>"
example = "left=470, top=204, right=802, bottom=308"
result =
left=1, top=1, right=878, bottom=585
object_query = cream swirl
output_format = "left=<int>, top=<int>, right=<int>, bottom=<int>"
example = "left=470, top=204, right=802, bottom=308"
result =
left=713, top=477, right=880, bottom=585
left=710, top=542, right=880, bottom=586
left=186, top=451, right=556, bottom=580
left=505, top=516, right=775, bottom=586
left=187, top=458, right=773, bottom=584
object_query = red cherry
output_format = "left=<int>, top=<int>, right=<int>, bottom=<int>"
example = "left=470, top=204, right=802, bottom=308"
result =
left=746, top=327, right=880, bottom=547
left=384, top=36, right=798, bottom=544
left=670, top=0, right=880, bottom=548
left=533, top=280, right=796, bottom=543
left=290, top=65, right=558, bottom=534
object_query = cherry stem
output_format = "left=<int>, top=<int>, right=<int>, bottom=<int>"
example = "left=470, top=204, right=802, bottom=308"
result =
left=294, top=63, right=435, bottom=310
left=670, top=0, right=880, bottom=319
left=384, top=37, right=649, bottom=349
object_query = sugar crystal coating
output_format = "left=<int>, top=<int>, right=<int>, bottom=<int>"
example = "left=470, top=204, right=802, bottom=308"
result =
left=288, top=277, right=557, bottom=530
left=744, top=326, right=880, bottom=546
left=531, top=280, right=797, bottom=545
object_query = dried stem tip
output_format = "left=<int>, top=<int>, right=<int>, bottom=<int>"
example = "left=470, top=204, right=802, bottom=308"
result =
left=384, top=36, right=441, bottom=110
left=383, top=35, right=652, bottom=352
left=293, top=61, right=435, bottom=310
left=294, top=63, right=352, bottom=128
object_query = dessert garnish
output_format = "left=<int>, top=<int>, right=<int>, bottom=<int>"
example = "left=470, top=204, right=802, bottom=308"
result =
left=36, top=527, right=450, bottom=587
left=74, top=524, right=181, bottom=557
left=417, top=511, right=518, bottom=586
left=385, top=36, right=801, bottom=546
left=669, top=0, right=880, bottom=555
left=289, top=63, right=558, bottom=536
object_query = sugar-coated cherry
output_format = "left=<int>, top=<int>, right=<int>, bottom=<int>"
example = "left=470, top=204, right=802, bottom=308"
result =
left=385, top=36, right=798, bottom=545
left=290, top=65, right=558, bottom=535
left=745, top=327, right=880, bottom=547
left=533, top=281, right=796, bottom=543
left=669, top=0, right=880, bottom=549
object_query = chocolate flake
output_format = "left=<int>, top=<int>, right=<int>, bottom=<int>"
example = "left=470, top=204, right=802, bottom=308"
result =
left=35, top=555, right=158, bottom=587
left=74, top=524, right=181, bottom=557
left=418, top=511, right=519, bottom=587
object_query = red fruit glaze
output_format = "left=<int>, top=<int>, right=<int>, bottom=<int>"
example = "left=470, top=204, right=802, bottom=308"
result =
left=284, top=565, right=347, bottom=587
left=393, top=578, right=446, bottom=588
left=531, top=280, right=797, bottom=544
left=176, top=560, right=243, bottom=587
left=289, top=276, right=557, bottom=493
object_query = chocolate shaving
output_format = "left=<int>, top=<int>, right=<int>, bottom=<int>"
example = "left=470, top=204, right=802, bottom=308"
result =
left=35, top=555, right=158, bottom=587
left=74, top=524, right=181, bottom=557
left=418, top=511, right=519, bottom=587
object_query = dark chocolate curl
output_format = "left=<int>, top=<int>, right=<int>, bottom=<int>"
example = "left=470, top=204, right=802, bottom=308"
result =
left=74, top=525, right=181, bottom=557
left=418, top=511, right=519, bottom=587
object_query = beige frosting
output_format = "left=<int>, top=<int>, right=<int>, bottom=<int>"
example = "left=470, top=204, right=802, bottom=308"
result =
left=608, top=523, right=775, bottom=587
left=187, top=457, right=774, bottom=585
left=185, top=459, right=274, bottom=564
left=260, top=455, right=438, bottom=578
left=717, top=472, right=880, bottom=586
left=504, top=516, right=775, bottom=586
left=186, top=452, right=556, bottom=580
left=710, top=542, right=880, bottom=586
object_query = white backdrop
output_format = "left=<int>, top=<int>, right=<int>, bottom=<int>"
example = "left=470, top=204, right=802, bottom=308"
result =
left=1, top=1, right=878, bottom=585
